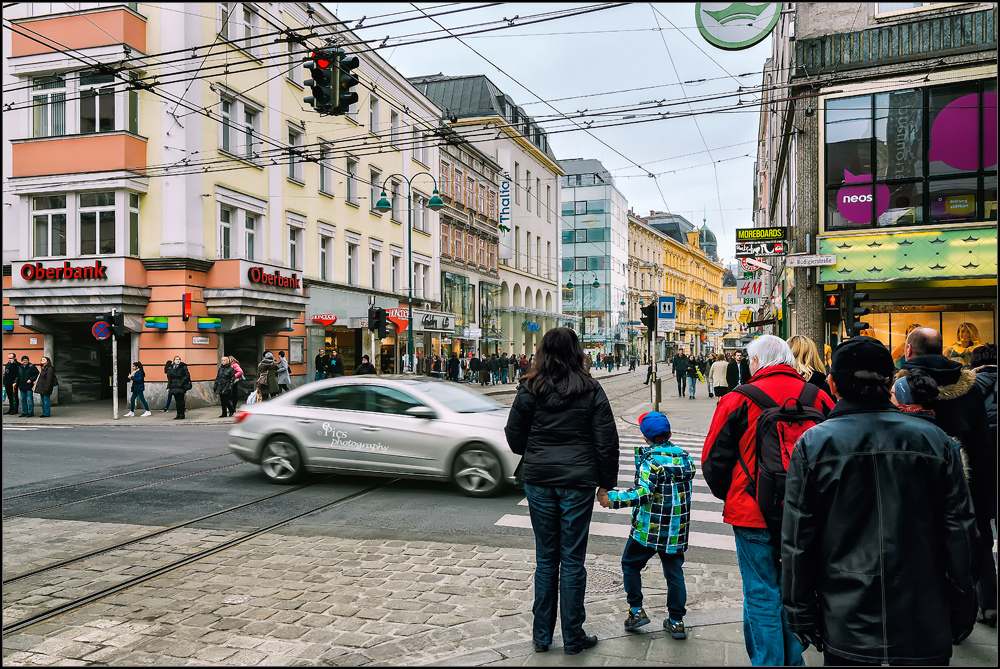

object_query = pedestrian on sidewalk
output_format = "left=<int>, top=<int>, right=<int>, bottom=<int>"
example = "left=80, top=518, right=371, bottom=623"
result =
left=504, top=326, right=619, bottom=656
left=499, top=352, right=509, bottom=384
left=602, top=411, right=694, bottom=640
left=355, top=355, right=377, bottom=376
left=166, top=355, right=192, bottom=419
left=782, top=336, right=978, bottom=665
left=35, top=356, right=56, bottom=418
left=672, top=352, right=688, bottom=397
left=727, top=350, right=751, bottom=391
left=213, top=357, right=236, bottom=418
left=686, top=358, right=699, bottom=399
left=489, top=353, right=500, bottom=385
left=230, top=355, right=244, bottom=407
left=314, top=348, right=329, bottom=381
left=161, top=359, right=174, bottom=412
left=257, top=352, right=279, bottom=401
left=446, top=353, right=459, bottom=381
left=125, top=361, right=151, bottom=417
left=276, top=351, right=290, bottom=394
left=710, top=353, right=729, bottom=402
left=702, top=335, right=834, bottom=667
left=520, top=354, right=531, bottom=378
left=469, top=354, right=480, bottom=384
left=787, top=335, right=832, bottom=398
left=17, top=355, right=38, bottom=417
left=644, top=359, right=654, bottom=386
left=4, top=352, right=20, bottom=415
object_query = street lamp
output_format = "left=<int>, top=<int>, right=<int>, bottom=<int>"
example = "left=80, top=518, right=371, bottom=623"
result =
left=375, top=172, right=444, bottom=373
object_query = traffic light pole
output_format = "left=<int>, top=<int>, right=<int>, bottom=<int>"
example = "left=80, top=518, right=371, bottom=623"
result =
left=112, top=308, right=119, bottom=420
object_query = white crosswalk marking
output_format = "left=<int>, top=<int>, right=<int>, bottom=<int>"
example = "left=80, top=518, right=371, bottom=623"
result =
left=2, top=425, right=73, bottom=431
left=496, top=429, right=736, bottom=552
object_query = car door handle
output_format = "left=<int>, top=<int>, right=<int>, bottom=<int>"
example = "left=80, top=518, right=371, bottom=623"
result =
left=361, top=426, right=380, bottom=432
left=297, top=419, right=313, bottom=424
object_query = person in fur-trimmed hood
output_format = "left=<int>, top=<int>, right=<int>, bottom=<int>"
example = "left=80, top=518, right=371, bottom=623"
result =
left=901, top=327, right=994, bottom=627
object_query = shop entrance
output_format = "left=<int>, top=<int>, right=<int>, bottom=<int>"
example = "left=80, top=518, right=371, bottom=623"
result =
left=53, top=322, right=130, bottom=402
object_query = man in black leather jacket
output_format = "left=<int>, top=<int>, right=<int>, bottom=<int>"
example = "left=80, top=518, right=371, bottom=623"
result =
left=781, top=337, right=978, bottom=666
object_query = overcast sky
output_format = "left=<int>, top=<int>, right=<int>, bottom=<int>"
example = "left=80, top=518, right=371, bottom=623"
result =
left=332, top=2, right=774, bottom=267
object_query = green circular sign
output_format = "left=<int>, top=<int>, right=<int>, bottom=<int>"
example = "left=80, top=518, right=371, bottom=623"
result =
left=695, top=3, right=781, bottom=51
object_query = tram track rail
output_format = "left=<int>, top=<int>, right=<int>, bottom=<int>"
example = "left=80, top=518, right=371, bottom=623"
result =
left=2, top=477, right=400, bottom=636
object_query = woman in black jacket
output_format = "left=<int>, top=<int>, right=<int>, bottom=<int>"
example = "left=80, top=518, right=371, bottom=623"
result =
left=213, top=357, right=236, bottom=418
left=166, top=355, right=192, bottom=419
left=504, top=327, right=619, bottom=656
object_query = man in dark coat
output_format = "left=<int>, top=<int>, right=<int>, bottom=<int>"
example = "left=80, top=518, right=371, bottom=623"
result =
left=314, top=349, right=329, bottom=381
left=17, top=355, right=39, bottom=417
left=354, top=355, right=377, bottom=375
left=672, top=352, right=688, bottom=397
left=4, top=352, right=19, bottom=415
left=446, top=353, right=460, bottom=381
left=499, top=352, right=509, bottom=384
left=488, top=354, right=500, bottom=385
left=469, top=354, right=480, bottom=384
left=782, top=336, right=978, bottom=665
left=726, top=350, right=751, bottom=391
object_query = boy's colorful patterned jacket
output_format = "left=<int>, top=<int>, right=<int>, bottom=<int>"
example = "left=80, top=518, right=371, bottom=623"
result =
left=607, top=441, right=695, bottom=553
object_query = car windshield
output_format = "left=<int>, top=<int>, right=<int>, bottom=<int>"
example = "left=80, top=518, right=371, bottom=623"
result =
left=402, top=381, right=505, bottom=414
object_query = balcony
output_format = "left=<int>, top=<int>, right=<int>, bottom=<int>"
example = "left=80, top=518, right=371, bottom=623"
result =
left=12, top=132, right=146, bottom=178
left=10, top=6, right=146, bottom=58
left=795, top=7, right=997, bottom=75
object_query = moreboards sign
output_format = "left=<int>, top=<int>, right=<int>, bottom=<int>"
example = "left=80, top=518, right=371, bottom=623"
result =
left=735, top=227, right=787, bottom=258
left=247, top=266, right=301, bottom=289
left=21, top=260, right=109, bottom=280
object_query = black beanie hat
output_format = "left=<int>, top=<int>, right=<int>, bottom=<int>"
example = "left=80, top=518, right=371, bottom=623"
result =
left=831, top=336, right=894, bottom=382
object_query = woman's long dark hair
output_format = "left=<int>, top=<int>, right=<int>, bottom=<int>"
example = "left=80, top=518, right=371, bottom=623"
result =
left=518, top=327, right=595, bottom=397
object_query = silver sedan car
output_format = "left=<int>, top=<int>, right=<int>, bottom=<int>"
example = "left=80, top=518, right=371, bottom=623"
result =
left=228, top=375, right=520, bottom=497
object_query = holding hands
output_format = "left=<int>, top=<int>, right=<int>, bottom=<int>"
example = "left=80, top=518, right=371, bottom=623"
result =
left=597, top=488, right=611, bottom=508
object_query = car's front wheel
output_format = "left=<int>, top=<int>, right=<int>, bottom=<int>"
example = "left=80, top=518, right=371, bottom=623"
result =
left=260, top=436, right=305, bottom=484
left=452, top=444, right=504, bottom=497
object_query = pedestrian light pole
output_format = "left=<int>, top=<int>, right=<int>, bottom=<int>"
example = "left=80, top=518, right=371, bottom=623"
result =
left=374, top=173, right=444, bottom=373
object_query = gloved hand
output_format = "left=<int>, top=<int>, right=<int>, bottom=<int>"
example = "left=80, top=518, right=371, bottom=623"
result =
left=792, top=628, right=824, bottom=653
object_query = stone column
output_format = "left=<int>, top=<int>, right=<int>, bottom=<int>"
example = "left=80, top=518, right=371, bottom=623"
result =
left=793, top=98, right=825, bottom=352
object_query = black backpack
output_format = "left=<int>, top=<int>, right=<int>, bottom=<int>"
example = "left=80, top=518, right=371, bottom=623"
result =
left=734, top=383, right=827, bottom=543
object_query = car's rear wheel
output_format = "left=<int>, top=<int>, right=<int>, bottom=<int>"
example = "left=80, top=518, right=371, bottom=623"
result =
left=452, top=444, right=504, bottom=497
left=260, top=436, right=304, bottom=484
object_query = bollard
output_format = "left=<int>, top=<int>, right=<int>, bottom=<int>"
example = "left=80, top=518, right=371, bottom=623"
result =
left=653, top=377, right=661, bottom=411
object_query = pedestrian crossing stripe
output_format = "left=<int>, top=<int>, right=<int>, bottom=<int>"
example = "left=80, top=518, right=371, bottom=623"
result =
left=1, top=425, right=73, bottom=430
left=495, top=514, right=736, bottom=552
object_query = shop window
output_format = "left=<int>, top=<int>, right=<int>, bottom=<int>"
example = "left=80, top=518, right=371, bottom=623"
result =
left=129, top=193, right=140, bottom=256
left=219, top=207, right=232, bottom=259
left=32, top=75, right=66, bottom=138
left=32, top=194, right=67, bottom=258
left=79, top=70, right=115, bottom=134
left=824, top=79, right=997, bottom=230
left=79, top=191, right=115, bottom=255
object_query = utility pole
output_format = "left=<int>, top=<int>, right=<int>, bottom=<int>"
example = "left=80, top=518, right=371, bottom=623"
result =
left=111, top=308, right=118, bottom=420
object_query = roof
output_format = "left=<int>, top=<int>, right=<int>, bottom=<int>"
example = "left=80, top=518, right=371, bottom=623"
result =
left=558, top=158, right=614, bottom=184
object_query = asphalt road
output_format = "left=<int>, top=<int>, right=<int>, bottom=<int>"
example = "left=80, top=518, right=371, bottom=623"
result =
left=1, top=369, right=735, bottom=565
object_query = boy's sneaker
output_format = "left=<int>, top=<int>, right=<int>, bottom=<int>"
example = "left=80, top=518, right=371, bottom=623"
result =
left=123, top=411, right=134, bottom=417
left=141, top=411, right=152, bottom=417
left=665, top=618, right=687, bottom=640
left=624, top=607, right=651, bottom=632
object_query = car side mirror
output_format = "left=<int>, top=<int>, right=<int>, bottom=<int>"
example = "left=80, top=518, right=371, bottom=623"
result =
left=405, top=406, right=436, bottom=419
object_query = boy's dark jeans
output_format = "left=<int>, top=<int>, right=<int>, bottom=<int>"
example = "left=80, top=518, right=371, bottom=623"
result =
left=621, top=536, right=687, bottom=621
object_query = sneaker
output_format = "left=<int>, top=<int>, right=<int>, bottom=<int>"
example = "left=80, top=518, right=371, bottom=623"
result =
left=624, top=607, right=651, bottom=632
left=141, top=411, right=152, bottom=417
left=124, top=411, right=134, bottom=417
left=665, top=618, right=687, bottom=640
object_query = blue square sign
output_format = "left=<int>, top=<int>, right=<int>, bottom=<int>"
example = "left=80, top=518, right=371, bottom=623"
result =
left=658, top=296, right=676, bottom=318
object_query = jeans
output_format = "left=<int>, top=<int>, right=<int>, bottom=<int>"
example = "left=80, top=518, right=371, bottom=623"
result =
left=314, top=371, right=326, bottom=381
left=501, top=368, right=508, bottom=383
left=20, top=389, right=34, bottom=415
left=524, top=484, right=595, bottom=649
left=130, top=392, right=149, bottom=412
left=39, top=394, right=51, bottom=417
left=733, top=526, right=805, bottom=667
left=621, top=537, right=687, bottom=620
left=688, top=378, right=697, bottom=398
left=163, top=391, right=172, bottom=410
left=676, top=373, right=687, bottom=396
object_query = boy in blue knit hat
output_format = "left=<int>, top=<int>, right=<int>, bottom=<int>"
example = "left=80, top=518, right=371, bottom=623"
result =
left=601, top=411, right=695, bottom=639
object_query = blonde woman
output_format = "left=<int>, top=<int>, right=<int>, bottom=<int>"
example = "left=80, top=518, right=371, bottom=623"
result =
left=945, top=322, right=982, bottom=368
left=709, top=353, right=729, bottom=402
left=786, top=335, right=832, bottom=398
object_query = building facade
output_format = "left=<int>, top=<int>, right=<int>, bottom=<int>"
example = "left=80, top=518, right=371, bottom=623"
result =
left=758, top=2, right=997, bottom=357
left=409, top=74, right=564, bottom=356
left=2, top=2, right=447, bottom=405
left=558, top=159, right=628, bottom=357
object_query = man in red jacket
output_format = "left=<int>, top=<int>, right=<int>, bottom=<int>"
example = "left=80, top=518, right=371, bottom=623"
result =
left=701, top=335, right=834, bottom=666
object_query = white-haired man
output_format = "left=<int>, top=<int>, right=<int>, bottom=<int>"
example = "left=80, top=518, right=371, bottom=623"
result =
left=702, top=335, right=834, bottom=666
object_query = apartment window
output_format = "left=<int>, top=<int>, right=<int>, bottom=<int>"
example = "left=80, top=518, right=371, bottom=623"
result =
left=546, top=241, right=552, bottom=279
left=32, top=75, right=66, bottom=138
left=286, top=40, right=302, bottom=85
left=526, top=231, right=532, bottom=272
left=488, top=190, right=497, bottom=220
left=466, top=176, right=475, bottom=211
left=413, top=193, right=427, bottom=231
left=287, top=127, right=303, bottom=182
left=79, top=191, right=115, bottom=255
left=245, top=214, right=256, bottom=260
left=514, top=163, right=520, bottom=204
left=465, top=232, right=474, bottom=263
left=288, top=226, right=299, bottom=270
left=478, top=238, right=486, bottom=267
left=348, top=95, right=358, bottom=123
left=346, top=158, right=359, bottom=204
left=441, top=223, right=450, bottom=256
left=440, top=161, right=452, bottom=198
left=452, top=229, right=463, bottom=259
left=220, top=98, right=234, bottom=152
left=369, top=168, right=382, bottom=212
left=575, top=257, right=587, bottom=270
left=514, top=225, right=520, bottom=265
left=536, top=177, right=541, bottom=217
left=32, top=195, right=67, bottom=258
left=346, top=241, right=360, bottom=285
left=369, top=95, right=380, bottom=135
left=370, top=249, right=382, bottom=289
left=536, top=238, right=542, bottom=276
left=546, top=185, right=552, bottom=222
left=319, top=234, right=331, bottom=281
left=412, top=129, right=428, bottom=165
left=79, top=70, right=115, bottom=134
left=876, top=2, right=947, bottom=14
left=454, top=170, right=464, bottom=204
left=391, top=181, right=402, bottom=223
left=239, top=5, right=260, bottom=55
left=244, top=107, right=260, bottom=159
left=489, top=242, right=497, bottom=272
left=391, top=253, right=401, bottom=292
left=390, top=110, right=400, bottom=147
left=526, top=170, right=532, bottom=211
left=129, top=193, right=140, bottom=256
left=478, top=184, right=486, bottom=213
left=319, top=144, right=332, bottom=195
left=219, top=207, right=232, bottom=259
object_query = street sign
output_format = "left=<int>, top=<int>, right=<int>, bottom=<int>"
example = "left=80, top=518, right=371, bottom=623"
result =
left=740, top=257, right=762, bottom=273
left=787, top=254, right=837, bottom=267
left=657, top=318, right=676, bottom=333
left=92, top=321, right=111, bottom=340
left=735, top=240, right=786, bottom=257
left=657, top=296, right=676, bottom=318
left=742, top=257, right=772, bottom=272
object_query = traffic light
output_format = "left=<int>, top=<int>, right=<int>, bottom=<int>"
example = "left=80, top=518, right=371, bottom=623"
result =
left=824, top=292, right=841, bottom=324
left=333, top=49, right=360, bottom=115
left=640, top=303, right=657, bottom=337
left=368, top=307, right=387, bottom=339
left=96, top=311, right=124, bottom=339
left=847, top=290, right=871, bottom=337
left=182, top=292, right=192, bottom=322
left=303, top=49, right=335, bottom=113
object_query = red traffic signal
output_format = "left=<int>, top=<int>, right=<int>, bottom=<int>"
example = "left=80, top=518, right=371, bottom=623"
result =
left=825, top=294, right=839, bottom=308
left=311, top=52, right=331, bottom=68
